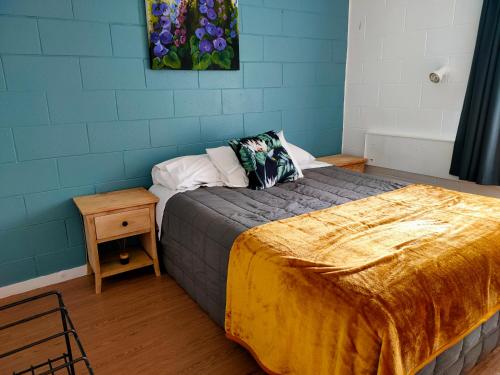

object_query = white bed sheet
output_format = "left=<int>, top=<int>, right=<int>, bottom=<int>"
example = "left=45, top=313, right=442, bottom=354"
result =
left=302, top=160, right=331, bottom=169
left=149, top=184, right=178, bottom=238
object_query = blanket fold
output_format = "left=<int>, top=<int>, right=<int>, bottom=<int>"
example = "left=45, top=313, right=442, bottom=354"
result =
left=225, top=185, right=500, bottom=375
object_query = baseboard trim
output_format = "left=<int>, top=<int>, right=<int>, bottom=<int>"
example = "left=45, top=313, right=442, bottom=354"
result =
left=0, top=265, right=87, bottom=299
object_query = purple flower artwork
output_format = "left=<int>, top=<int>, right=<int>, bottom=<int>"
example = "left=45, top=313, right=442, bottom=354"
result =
left=145, top=0, right=239, bottom=70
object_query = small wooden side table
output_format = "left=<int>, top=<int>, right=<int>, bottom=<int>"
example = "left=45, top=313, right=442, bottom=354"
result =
left=317, top=154, right=368, bottom=173
left=73, top=188, right=160, bottom=294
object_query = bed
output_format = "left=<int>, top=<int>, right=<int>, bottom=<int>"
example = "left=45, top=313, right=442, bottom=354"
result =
left=153, top=166, right=500, bottom=375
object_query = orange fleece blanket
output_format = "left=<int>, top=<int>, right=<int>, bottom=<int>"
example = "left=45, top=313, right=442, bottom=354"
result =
left=225, top=184, right=500, bottom=375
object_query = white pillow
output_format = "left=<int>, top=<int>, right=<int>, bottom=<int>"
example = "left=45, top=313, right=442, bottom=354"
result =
left=152, top=154, right=223, bottom=191
left=287, top=143, right=316, bottom=169
left=206, top=146, right=249, bottom=187
left=277, top=131, right=303, bottom=178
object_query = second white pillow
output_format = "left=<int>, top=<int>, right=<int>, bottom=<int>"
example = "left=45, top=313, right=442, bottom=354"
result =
left=206, top=146, right=249, bottom=188
left=286, top=143, right=316, bottom=169
left=152, top=154, right=223, bottom=191
left=277, top=131, right=304, bottom=178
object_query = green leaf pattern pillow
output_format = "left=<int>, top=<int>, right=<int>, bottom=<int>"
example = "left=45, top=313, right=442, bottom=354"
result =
left=228, top=131, right=300, bottom=190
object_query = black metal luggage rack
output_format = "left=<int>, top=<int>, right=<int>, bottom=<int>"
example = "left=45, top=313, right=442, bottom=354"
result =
left=0, top=291, right=93, bottom=375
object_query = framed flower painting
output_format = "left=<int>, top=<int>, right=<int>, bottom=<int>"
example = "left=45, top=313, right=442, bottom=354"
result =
left=145, top=0, right=240, bottom=70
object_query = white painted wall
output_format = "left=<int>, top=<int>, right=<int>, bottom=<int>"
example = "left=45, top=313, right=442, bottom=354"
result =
left=343, top=0, right=483, bottom=177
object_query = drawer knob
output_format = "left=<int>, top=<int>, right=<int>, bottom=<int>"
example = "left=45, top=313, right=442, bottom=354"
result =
left=122, top=221, right=129, bottom=227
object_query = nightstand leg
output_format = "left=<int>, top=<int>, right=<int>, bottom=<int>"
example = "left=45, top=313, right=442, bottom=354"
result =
left=153, top=259, right=161, bottom=277
left=95, top=275, right=102, bottom=294
left=143, top=206, right=161, bottom=277
left=86, top=260, right=93, bottom=275
left=83, top=215, right=101, bottom=293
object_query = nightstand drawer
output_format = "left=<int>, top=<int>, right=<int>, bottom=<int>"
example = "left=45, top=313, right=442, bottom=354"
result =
left=342, top=163, right=365, bottom=173
left=95, top=208, right=150, bottom=240
left=317, top=154, right=367, bottom=173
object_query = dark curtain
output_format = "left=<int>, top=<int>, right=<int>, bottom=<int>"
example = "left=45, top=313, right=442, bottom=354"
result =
left=449, top=0, right=500, bottom=185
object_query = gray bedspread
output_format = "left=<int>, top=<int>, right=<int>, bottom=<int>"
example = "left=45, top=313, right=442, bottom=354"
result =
left=159, top=166, right=499, bottom=375
left=160, top=166, right=406, bottom=325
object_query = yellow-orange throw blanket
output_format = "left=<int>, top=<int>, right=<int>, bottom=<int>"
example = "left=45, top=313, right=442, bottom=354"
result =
left=225, top=185, right=500, bottom=375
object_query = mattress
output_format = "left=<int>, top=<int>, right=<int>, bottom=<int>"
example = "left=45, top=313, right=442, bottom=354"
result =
left=150, top=160, right=332, bottom=236
left=158, top=166, right=499, bottom=374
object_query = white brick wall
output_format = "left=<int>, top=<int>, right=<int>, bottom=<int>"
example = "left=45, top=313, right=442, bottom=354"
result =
left=343, top=0, right=483, bottom=159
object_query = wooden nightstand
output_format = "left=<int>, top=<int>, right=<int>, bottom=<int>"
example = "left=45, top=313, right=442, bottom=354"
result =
left=73, top=188, right=160, bottom=294
left=317, top=154, right=368, bottom=173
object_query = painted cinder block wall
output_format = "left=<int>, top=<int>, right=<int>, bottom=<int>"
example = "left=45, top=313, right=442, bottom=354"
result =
left=343, top=0, right=482, bottom=158
left=0, top=0, right=348, bottom=287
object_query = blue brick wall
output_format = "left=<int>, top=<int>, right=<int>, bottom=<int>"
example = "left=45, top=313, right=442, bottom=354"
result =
left=0, top=0, right=347, bottom=287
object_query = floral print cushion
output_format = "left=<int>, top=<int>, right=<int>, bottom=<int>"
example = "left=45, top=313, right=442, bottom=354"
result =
left=228, top=131, right=300, bottom=190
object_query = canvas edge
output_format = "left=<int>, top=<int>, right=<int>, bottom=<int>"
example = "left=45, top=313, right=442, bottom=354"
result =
left=145, top=0, right=240, bottom=71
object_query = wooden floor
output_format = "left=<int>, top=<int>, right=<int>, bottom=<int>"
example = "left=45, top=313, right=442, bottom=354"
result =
left=0, top=270, right=498, bottom=374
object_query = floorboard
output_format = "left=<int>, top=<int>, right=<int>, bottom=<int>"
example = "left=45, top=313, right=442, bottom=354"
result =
left=0, top=270, right=498, bottom=374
